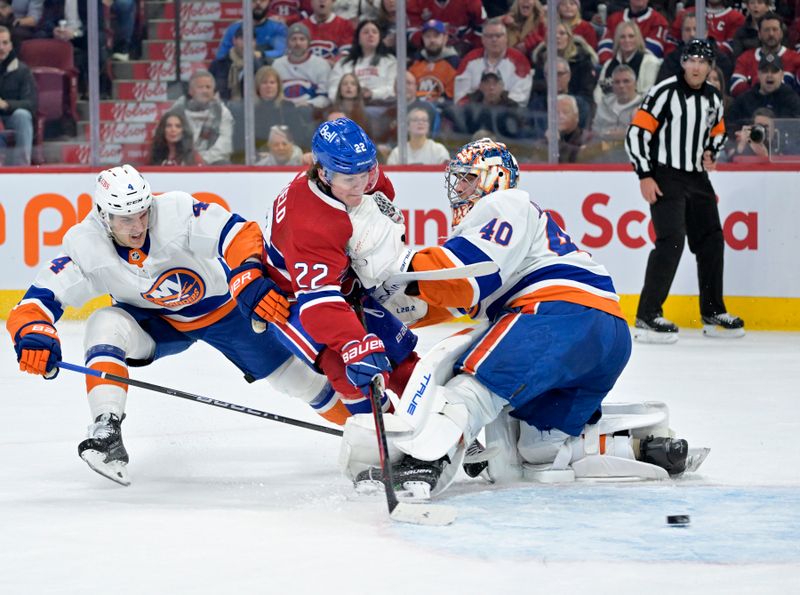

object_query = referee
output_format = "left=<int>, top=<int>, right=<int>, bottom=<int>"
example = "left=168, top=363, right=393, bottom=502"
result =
left=626, top=39, right=745, bottom=344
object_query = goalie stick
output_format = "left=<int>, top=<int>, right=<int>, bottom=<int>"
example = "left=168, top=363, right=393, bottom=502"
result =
left=384, top=261, right=498, bottom=286
left=57, top=361, right=343, bottom=437
left=367, top=375, right=457, bottom=526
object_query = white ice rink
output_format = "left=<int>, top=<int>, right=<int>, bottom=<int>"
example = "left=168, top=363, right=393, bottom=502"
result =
left=1, top=322, right=798, bottom=594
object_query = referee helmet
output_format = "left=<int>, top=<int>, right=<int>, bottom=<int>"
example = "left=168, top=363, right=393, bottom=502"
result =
left=681, top=39, right=715, bottom=64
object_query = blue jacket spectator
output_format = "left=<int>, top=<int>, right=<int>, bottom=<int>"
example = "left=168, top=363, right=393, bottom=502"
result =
left=216, top=0, right=287, bottom=62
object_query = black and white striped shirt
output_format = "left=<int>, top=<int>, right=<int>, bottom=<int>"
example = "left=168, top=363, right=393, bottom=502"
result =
left=625, top=75, right=727, bottom=178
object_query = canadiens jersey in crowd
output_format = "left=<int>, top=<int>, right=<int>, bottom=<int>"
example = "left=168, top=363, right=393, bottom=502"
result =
left=598, top=7, right=669, bottom=63
left=7, top=192, right=262, bottom=335
left=410, top=188, right=624, bottom=326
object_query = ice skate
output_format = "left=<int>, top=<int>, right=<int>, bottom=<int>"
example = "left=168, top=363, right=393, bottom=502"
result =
left=702, top=312, right=745, bottom=338
left=638, top=435, right=688, bottom=476
left=354, top=455, right=448, bottom=501
left=78, top=413, right=130, bottom=486
left=633, top=316, right=679, bottom=344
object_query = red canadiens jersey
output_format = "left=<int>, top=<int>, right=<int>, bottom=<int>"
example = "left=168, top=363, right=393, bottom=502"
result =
left=730, top=46, right=800, bottom=97
left=266, top=171, right=395, bottom=352
left=301, top=15, right=355, bottom=61
left=268, top=0, right=305, bottom=25
left=667, top=7, right=745, bottom=55
left=407, top=0, right=486, bottom=50
left=598, top=8, right=669, bottom=63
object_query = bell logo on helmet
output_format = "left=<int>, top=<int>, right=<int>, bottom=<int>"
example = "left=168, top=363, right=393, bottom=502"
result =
left=319, top=124, right=337, bottom=143
left=99, top=177, right=109, bottom=190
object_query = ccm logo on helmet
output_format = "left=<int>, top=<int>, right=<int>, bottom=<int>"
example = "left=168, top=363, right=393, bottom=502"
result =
left=341, top=337, right=384, bottom=363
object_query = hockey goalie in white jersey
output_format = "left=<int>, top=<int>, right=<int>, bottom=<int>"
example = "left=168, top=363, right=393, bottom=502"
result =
left=6, top=165, right=337, bottom=486
left=341, top=139, right=709, bottom=498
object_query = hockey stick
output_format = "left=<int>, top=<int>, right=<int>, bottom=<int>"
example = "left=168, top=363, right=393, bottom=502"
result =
left=368, top=375, right=457, bottom=526
left=57, top=361, right=343, bottom=437
left=384, top=261, right=498, bottom=286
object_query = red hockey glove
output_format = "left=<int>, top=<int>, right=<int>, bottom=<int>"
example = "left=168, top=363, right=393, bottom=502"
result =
left=341, top=333, right=392, bottom=397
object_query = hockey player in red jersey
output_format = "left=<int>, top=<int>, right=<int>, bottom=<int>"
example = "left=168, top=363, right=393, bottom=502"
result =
left=241, top=117, right=420, bottom=421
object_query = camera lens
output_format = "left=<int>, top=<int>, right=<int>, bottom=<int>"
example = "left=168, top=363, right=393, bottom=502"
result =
left=749, top=124, right=766, bottom=144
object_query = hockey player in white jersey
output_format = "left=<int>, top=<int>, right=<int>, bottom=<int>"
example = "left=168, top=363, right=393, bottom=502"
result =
left=7, top=165, right=337, bottom=486
left=340, top=139, right=706, bottom=498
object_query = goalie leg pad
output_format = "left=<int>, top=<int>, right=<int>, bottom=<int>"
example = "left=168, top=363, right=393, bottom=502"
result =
left=339, top=413, right=409, bottom=481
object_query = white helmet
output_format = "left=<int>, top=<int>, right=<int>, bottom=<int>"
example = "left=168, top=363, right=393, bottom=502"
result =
left=94, top=164, right=152, bottom=218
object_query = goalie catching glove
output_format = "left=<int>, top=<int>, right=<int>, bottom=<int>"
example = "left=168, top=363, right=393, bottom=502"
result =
left=228, top=262, right=290, bottom=327
left=14, top=322, right=61, bottom=379
left=341, top=333, right=392, bottom=397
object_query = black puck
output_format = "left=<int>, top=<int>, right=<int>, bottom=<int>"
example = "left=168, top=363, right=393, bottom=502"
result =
left=666, top=515, right=691, bottom=526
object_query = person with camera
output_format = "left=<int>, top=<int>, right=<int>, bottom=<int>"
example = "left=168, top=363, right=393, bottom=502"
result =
left=625, top=39, right=745, bottom=343
left=726, top=53, right=800, bottom=134
left=726, top=108, right=774, bottom=162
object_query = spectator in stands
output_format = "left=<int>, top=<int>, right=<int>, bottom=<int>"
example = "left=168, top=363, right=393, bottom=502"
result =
left=727, top=53, right=800, bottom=130
left=529, top=56, right=592, bottom=131
left=730, top=0, right=770, bottom=58
left=8, top=0, right=42, bottom=43
left=375, top=0, right=404, bottom=51
left=657, top=13, right=733, bottom=83
left=531, top=23, right=597, bottom=108
left=329, top=71, right=373, bottom=136
left=454, top=17, right=532, bottom=107
left=386, top=106, right=450, bottom=164
left=267, top=0, right=304, bottom=26
left=107, top=0, right=136, bottom=62
left=501, top=0, right=546, bottom=56
left=301, top=0, right=355, bottom=62
left=595, top=20, right=661, bottom=104
left=216, top=0, right=287, bottom=64
left=0, top=25, right=35, bottom=165
left=597, top=0, right=669, bottom=63
left=210, top=27, right=270, bottom=101
left=724, top=107, right=777, bottom=162
left=730, top=12, right=800, bottom=97
left=375, top=70, right=441, bottom=150
left=41, top=0, right=111, bottom=99
left=328, top=19, right=397, bottom=105
left=448, top=71, right=529, bottom=139
left=148, top=110, right=204, bottom=166
left=255, top=123, right=306, bottom=165
left=667, top=0, right=744, bottom=58
left=230, top=65, right=313, bottom=156
left=333, top=0, right=381, bottom=25
left=592, top=64, right=641, bottom=161
left=408, top=0, right=485, bottom=54
left=554, top=93, right=589, bottom=162
left=707, top=64, right=733, bottom=112
left=171, top=70, right=234, bottom=165
left=273, top=22, right=331, bottom=112
left=408, top=19, right=460, bottom=104
left=0, top=2, right=15, bottom=29
left=558, top=0, right=598, bottom=49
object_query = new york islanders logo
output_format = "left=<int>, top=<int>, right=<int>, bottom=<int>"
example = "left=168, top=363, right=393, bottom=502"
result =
left=142, top=268, right=205, bottom=308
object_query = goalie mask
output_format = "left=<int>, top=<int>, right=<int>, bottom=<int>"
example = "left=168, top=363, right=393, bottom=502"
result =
left=445, top=138, right=519, bottom=226
left=94, top=164, right=153, bottom=248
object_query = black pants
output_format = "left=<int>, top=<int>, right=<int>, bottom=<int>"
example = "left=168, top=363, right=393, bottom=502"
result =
left=637, top=166, right=726, bottom=320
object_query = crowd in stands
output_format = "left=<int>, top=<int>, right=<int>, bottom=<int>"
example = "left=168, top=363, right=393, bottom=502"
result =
left=3, top=0, right=800, bottom=166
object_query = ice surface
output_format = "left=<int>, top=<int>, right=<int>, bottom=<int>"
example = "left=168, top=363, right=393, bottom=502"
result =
left=1, top=323, right=798, bottom=593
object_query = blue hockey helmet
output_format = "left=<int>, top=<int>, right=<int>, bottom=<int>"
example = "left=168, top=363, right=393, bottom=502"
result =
left=312, top=117, right=378, bottom=185
left=445, top=138, right=519, bottom=226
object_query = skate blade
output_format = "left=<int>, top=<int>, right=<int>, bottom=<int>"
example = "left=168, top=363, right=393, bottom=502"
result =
left=353, top=479, right=431, bottom=502
left=684, top=447, right=711, bottom=473
left=390, top=501, right=457, bottom=526
left=80, top=449, right=131, bottom=486
left=702, top=325, right=745, bottom=339
left=633, top=329, right=678, bottom=344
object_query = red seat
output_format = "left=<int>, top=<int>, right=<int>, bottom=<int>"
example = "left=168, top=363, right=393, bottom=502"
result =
left=19, top=39, right=79, bottom=123
left=30, top=67, right=71, bottom=164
